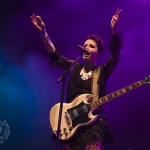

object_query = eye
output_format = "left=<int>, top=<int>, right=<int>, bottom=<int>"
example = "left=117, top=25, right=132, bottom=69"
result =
left=89, top=44, right=95, bottom=48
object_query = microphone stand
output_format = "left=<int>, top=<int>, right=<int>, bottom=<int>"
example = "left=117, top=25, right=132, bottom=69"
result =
left=55, top=53, right=82, bottom=150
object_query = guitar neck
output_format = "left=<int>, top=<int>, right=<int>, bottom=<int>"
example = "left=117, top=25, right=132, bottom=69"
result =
left=89, top=81, right=142, bottom=109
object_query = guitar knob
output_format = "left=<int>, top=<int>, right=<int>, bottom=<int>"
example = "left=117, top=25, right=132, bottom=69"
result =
left=63, top=128, right=66, bottom=132
left=69, top=127, right=72, bottom=131
left=65, top=132, right=68, bottom=136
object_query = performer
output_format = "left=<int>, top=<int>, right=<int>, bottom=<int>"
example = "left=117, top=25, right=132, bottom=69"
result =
left=31, top=9, right=122, bottom=150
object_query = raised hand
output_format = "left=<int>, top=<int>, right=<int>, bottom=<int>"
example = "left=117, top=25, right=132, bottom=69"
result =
left=30, top=14, right=45, bottom=32
left=111, top=9, right=122, bottom=35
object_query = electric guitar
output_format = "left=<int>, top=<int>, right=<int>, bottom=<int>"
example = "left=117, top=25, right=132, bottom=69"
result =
left=50, top=76, right=150, bottom=140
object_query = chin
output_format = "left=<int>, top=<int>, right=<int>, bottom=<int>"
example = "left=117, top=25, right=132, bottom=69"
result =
left=83, top=55, right=90, bottom=60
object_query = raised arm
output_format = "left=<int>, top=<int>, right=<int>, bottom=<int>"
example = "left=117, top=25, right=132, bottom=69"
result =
left=30, top=14, right=56, bottom=53
left=111, top=9, right=122, bottom=35
left=104, top=9, right=123, bottom=76
left=30, top=14, right=74, bottom=70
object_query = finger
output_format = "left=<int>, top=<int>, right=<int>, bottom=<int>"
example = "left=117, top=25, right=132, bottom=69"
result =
left=116, top=9, right=122, bottom=15
left=113, top=10, right=118, bottom=18
left=114, top=9, right=122, bottom=20
left=117, top=9, right=122, bottom=18
left=112, top=16, right=118, bottom=21
left=30, top=15, right=37, bottom=25
left=116, top=9, right=119, bottom=14
left=119, top=9, right=122, bottom=13
left=30, top=14, right=35, bottom=20
left=35, top=16, right=42, bottom=21
left=118, top=9, right=122, bottom=15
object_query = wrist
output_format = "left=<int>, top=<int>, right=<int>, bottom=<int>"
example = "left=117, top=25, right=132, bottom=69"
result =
left=40, top=30, right=52, bottom=46
left=40, top=29, right=47, bottom=36
left=112, top=29, right=118, bottom=35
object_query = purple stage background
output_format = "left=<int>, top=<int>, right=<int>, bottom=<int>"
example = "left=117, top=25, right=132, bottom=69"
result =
left=0, top=0, right=150, bottom=149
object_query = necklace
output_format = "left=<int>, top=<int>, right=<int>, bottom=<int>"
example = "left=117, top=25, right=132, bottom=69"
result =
left=80, top=68, right=92, bottom=80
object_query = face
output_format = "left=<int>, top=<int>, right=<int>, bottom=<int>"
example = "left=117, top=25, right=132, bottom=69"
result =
left=83, top=39, right=100, bottom=63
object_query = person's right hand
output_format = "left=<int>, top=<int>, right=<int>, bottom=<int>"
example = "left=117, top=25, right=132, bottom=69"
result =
left=30, top=14, right=45, bottom=32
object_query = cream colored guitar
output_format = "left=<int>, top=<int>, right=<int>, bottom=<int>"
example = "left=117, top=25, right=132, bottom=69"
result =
left=50, top=76, right=150, bottom=140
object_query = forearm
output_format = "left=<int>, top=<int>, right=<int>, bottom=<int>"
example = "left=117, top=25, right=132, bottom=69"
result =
left=104, top=33, right=122, bottom=75
left=112, top=29, right=118, bottom=36
left=109, top=32, right=122, bottom=53
left=103, top=53, right=120, bottom=76
left=40, top=29, right=56, bottom=53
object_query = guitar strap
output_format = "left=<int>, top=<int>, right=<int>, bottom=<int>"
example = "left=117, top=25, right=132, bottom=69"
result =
left=91, top=66, right=104, bottom=142
left=91, top=66, right=101, bottom=101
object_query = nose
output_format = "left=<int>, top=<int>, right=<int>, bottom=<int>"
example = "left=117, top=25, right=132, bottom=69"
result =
left=85, top=46, right=89, bottom=52
left=84, top=48, right=90, bottom=55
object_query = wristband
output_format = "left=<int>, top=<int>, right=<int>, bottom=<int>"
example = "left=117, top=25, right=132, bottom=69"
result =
left=40, top=29, right=47, bottom=36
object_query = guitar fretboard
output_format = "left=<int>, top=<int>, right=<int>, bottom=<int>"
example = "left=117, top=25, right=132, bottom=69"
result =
left=89, top=81, right=141, bottom=109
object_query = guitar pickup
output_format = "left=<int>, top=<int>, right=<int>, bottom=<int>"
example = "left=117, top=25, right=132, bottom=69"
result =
left=68, top=110, right=74, bottom=119
left=72, top=109, right=78, bottom=117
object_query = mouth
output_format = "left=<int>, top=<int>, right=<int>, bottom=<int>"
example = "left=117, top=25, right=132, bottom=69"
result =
left=83, top=53, right=90, bottom=59
left=83, top=54, right=89, bottom=57
left=84, top=51, right=90, bottom=55
left=83, top=52, right=90, bottom=56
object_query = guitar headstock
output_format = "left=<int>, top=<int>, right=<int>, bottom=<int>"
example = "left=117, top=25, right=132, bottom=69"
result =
left=141, top=75, right=150, bottom=86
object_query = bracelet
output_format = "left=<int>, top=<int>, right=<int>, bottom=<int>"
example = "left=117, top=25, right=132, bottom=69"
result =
left=46, top=35, right=52, bottom=43
left=41, top=34, right=52, bottom=46
left=40, top=29, right=47, bottom=36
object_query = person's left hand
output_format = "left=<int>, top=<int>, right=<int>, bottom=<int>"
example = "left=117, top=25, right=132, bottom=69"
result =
left=111, top=9, right=122, bottom=35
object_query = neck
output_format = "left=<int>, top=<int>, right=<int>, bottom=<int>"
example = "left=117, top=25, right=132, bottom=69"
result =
left=83, top=60, right=96, bottom=72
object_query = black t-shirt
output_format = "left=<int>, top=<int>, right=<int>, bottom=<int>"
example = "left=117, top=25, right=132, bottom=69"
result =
left=76, top=72, right=91, bottom=96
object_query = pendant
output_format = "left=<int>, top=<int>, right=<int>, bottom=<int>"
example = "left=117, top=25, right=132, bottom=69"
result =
left=81, top=73, right=88, bottom=80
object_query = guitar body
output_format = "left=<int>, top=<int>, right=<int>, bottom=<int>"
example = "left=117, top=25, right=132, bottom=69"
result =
left=49, top=76, right=150, bottom=141
left=50, top=94, right=98, bottom=140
